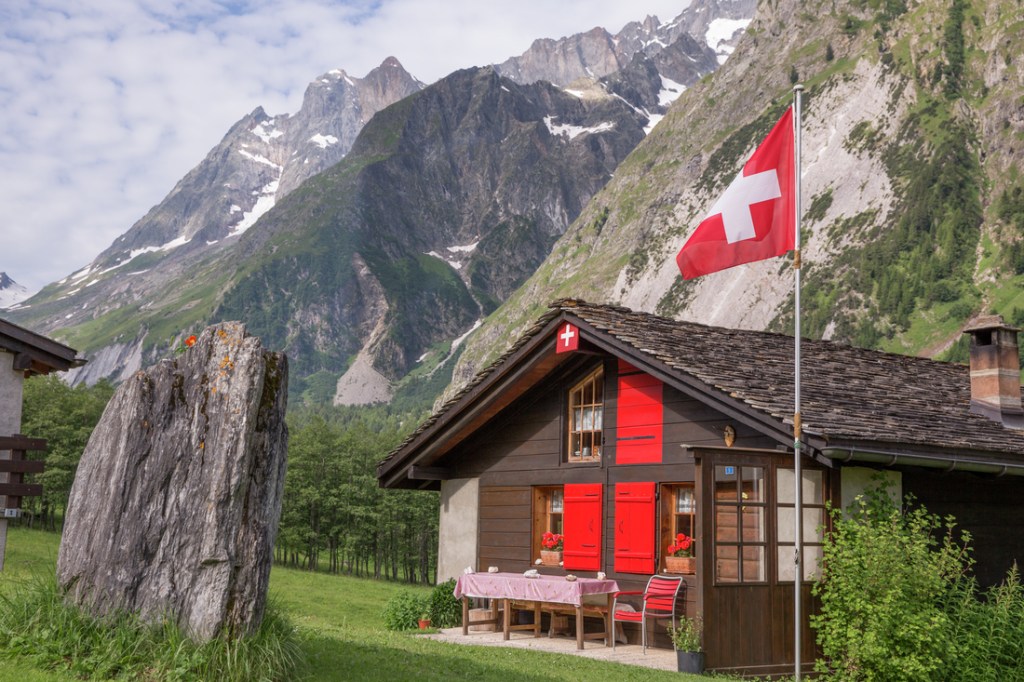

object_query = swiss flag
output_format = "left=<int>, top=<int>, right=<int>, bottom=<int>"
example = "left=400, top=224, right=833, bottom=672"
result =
left=676, top=107, right=795, bottom=279
left=556, top=322, right=580, bottom=353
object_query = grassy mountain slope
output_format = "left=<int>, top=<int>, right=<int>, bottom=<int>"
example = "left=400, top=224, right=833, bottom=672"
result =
left=448, top=0, right=1024, bottom=396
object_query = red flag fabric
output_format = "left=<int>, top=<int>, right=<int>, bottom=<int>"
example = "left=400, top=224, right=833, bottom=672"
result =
left=676, top=107, right=795, bottom=279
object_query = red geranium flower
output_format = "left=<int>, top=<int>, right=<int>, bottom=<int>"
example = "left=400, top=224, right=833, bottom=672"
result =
left=541, top=532, right=564, bottom=551
left=668, top=533, right=694, bottom=557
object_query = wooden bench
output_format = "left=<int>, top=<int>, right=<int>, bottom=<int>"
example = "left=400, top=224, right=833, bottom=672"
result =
left=508, top=600, right=613, bottom=644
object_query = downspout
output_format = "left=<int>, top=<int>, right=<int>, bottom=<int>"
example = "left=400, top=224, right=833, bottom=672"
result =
left=820, top=447, right=1021, bottom=477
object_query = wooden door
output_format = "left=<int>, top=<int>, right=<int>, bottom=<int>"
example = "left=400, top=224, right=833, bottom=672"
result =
left=697, top=449, right=823, bottom=677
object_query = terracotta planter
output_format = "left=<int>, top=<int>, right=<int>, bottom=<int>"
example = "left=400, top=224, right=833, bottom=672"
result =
left=417, top=618, right=431, bottom=630
left=665, top=555, right=695, bottom=574
left=676, top=650, right=705, bottom=674
left=540, top=550, right=563, bottom=566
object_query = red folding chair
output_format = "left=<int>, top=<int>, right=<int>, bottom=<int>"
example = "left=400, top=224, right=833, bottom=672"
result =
left=611, top=574, right=685, bottom=653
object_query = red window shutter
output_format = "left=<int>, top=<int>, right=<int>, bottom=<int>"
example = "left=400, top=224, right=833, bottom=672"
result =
left=614, top=482, right=657, bottom=574
left=563, top=483, right=603, bottom=571
left=616, top=360, right=664, bottom=464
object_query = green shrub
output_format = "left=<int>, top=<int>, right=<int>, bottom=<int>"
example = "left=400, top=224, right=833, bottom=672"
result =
left=427, top=579, right=461, bottom=629
left=943, top=566, right=1024, bottom=681
left=811, top=484, right=971, bottom=681
left=381, top=590, right=427, bottom=631
left=0, top=574, right=301, bottom=681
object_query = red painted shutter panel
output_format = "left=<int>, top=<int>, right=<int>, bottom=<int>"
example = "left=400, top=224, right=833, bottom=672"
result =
left=617, top=360, right=664, bottom=464
left=563, top=483, right=603, bottom=571
left=614, top=482, right=657, bottom=574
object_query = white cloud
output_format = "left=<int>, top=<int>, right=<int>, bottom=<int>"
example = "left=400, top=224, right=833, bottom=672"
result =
left=0, top=0, right=689, bottom=291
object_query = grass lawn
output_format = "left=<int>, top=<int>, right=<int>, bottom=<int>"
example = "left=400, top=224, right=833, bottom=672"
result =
left=0, top=528, right=717, bottom=681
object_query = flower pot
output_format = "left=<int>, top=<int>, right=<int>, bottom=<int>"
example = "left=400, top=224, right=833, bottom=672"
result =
left=540, top=550, right=563, bottom=566
left=417, top=618, right=431, bottom=630
left=666, top=555, right=695, bottom=574
left=676, top=650, right=705, bottom=674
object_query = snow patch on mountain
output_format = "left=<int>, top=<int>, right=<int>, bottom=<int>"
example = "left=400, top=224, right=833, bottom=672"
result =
left=706, top=18, right=751, bottom=63
left=309, top=134, right=339, bottom=148
left=0, top=273, right=31, bottom=309
left=251, top=121, right=284, bottom=143
left=231, top=180, right=280, bottom=236
left=544, top=116, right=615, bottom=140
left=237, top=148, right=282, bottom=170
left=644, top=114, right=664, bottom=135
left=658, top=76, right=687, bottom=107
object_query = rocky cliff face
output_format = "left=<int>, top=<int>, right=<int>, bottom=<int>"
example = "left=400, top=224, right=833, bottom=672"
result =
left=213, top=66, right=651, bottom=402
left=10, top=57, right=422, bottom=340
left=494, top=0, right=755, bottom=86
left=448, top=0, right=1024, bottom=399
left=10, top=5, right=756, bottom=404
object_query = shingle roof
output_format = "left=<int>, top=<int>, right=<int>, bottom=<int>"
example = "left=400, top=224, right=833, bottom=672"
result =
left=563, top=300, right=1024, bottom=455
left=378, top=300, right=1024, bottom=478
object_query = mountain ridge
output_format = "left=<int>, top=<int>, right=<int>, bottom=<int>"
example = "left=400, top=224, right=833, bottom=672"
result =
left=7, top=1, right=757, bottom=403
left=444, top=0, right=1024, bottom=402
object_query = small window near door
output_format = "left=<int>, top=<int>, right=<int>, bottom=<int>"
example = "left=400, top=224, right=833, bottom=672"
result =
left=776, top=468, right=826, bottom=582
left=567, top=367, right=603, bottom=463
left=713, top=465, right=767, bottom=583
left=532, top=486, right=564, bottom=556
left=660, top=483, right=696, bottom=571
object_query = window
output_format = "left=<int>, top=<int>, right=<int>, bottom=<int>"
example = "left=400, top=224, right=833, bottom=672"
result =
left=776, top=468, right=826, bottom=582
left=660, top=483, right=696, bottom=571
left=532, top=486, right=564, bottom=556
left=567, top=367, right=603, bottom=463
left=713, top=465, right=767, bottom=583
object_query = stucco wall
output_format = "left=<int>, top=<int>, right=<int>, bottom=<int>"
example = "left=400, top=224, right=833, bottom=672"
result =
left=839, top=466, right=901, bottom=515
left=436, top=477, right=479, bottom=583
left=0, top=350, right=25, bottom=569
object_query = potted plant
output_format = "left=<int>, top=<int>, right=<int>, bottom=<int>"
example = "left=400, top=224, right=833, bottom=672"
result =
left=669, top=616, right=704, bottom=674
left=417, top=612, right=432, bottom=630
left=540, top=531, right=564, bottom=565
left=665, top=533, right=695, bottom=573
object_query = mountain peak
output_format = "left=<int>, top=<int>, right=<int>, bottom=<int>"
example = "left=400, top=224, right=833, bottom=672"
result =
left=0, top=272, right=31, bottom=310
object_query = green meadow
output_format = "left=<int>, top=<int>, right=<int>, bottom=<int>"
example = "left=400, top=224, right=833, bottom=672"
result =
left=0, top=528, right=709, bottom=681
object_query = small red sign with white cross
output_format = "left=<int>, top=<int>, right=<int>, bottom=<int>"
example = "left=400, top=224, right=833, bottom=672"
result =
left=556, top=322, right=580, bottom=353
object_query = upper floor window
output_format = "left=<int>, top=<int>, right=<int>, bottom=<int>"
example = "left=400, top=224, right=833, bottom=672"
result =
left=567, top=367, right=603, bottom=463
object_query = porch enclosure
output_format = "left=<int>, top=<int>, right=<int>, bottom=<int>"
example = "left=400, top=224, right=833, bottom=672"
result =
left=695, top=447, right=827, bottom=676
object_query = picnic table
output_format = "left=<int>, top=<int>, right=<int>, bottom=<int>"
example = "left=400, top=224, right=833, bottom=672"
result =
left=453, top=571, right=621, bottom=649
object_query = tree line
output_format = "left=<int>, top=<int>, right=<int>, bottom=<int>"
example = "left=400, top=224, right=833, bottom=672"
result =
left=16, top=374, right=439, bottom=584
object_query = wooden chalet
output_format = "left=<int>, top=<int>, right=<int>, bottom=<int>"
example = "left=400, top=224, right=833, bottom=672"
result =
left=376, top=300, right=1024, bottom=676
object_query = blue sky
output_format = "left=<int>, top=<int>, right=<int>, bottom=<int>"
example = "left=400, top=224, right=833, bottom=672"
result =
left=1, top=1, right=688, bottom=292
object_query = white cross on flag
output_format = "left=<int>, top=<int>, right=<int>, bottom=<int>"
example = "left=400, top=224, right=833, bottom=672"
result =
left=676, top=107, right=795, bottom=279
left=556, top=322, right=579, bottom=353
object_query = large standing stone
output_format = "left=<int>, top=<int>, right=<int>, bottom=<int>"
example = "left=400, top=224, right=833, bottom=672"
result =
left=57, top=322, right=288, bottom=640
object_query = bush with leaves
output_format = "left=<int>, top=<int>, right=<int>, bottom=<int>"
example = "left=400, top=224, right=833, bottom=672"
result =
left=382, top=590, right=427, bottom=631
left=426, top=579, right=461, bottom=629
left=943, top=565, right=1024, bottom=681
left=811, top=484, right=972, bottom=681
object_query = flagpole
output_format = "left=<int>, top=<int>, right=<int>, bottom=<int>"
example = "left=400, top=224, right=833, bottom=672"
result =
left=792, top=83, right=804, bottom=682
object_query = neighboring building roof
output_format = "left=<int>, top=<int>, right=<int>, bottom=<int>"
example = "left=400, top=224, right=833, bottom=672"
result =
left=0, top=317, right=84, bottom=376
left=378, top=300, right=1024, bottom=484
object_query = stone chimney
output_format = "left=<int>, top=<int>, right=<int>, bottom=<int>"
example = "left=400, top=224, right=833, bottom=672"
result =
left=964, top=315, right=1024, bottom=428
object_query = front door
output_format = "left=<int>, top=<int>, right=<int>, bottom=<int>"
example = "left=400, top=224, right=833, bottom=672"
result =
left=697, top=449, right=827, bottom=676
